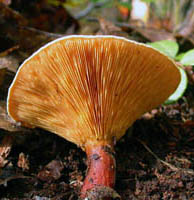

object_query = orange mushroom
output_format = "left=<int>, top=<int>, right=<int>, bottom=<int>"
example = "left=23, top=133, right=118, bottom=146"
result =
left=7, top=35, right=181, bottom=199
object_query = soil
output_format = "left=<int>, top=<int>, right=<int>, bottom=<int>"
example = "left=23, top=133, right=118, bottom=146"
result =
left=0, top=80, right=194, bottom=200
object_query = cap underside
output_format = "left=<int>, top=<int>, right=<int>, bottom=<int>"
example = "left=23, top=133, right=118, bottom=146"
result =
left=7, top=36, right=181, bottom=147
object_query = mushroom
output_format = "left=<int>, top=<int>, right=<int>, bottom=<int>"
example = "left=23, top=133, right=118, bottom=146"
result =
left=7, top=35, right=181, bottom=199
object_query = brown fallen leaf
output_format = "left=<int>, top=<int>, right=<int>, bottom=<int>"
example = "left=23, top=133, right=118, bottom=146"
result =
left=37, top=159, right=64, bottom=182
left=177, top=1, right=194, bottom=45
left=0, top=46, right=20, bottom=74
left=0, top=26, right=60, bottom=58
left=97, top=18, right=129, bottom=38
left=17, top=152, right=29, bottom=171
left=0, top=135, right=13, bottom=168
left=13, top=0, right=79, bottom=33
left=0, top=3, right=62, bottom=57
left=0, top=55, right=19, bottom=73
left=0, top=2, right=27, bottom=26
left=0, top=67, right=6, bottom=86
left=116, top=21, right=175, bottom=42
left=0, top=45, right=19, bottom=57
left=182, top=120, right=194, bottom=127
left=135, top=27, right=175, bottom=42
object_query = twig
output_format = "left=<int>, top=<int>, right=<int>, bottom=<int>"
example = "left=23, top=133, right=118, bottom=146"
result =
left=176, top=1, right=194, bottom=34
left=86, top=17, right=174, bottom=35
left=74, top=1, right=108, bottom=20
left=137, top=139, right=194, bottom=175
left=21, top=26, right=63, bottom=39
left=0, top=175, right=32, bottom=186
left=0, top=45, right=19, bottom=57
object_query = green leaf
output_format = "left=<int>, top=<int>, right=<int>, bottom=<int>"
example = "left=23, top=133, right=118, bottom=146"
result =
left=98, top=0, right=114, bottom=8
left=90, top=0, right=100, bottom=3
left=118, top=2, right=131, bottom=9
left=147, top=40, right=179, bottom=58
left=63, top=0, right=86, bottom=7
left=180, top=49, right=194, bottom=66
left=165, top=67, right=188, bottom=104
left=47, top=0, right=60, bottom=6
left=141, top=0, right=156, bottom=3
left=175, top=52, right=185, bottom=61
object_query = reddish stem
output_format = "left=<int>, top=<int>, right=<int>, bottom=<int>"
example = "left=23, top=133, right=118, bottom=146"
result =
left=81, top=144, right=116, bottom=199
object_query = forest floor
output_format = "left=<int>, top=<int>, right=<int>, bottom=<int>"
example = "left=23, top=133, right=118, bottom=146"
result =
left=0, top=1, right=194, bottom=199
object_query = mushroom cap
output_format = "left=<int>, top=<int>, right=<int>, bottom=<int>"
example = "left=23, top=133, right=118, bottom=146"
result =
left=7, top=35, right=180, bottom=147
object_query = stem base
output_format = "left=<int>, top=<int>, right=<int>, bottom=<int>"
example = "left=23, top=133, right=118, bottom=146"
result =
left=81, top=144, right=116, bottom=199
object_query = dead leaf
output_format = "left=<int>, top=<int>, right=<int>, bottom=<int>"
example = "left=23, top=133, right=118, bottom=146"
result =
left=136, top=27, right=175, bottom=42
left=0, top=2, right=27, bottom=26
left=0, top=45, right=19, bottom=57
left=0, top=55, right=19, bottom=73
left=37, top=159, right=64, bottom=182
left=183, top=120, right=194, bottom=127
left=0, top=3, right=62, bottom=57
left=0, top=46, right=20, bottom=74
left=0, top=67, right=6, bottom=86
left=118, top=21, right=175, bottom=41
left=177, top=2, right=194, bottom=45
left=17, top=152, right=29, bottom=171
left=0, top=26, right=60, bottom=58
left=97, top=18, right=129, bottom=38
left=0, top=135, right=13, bottom=168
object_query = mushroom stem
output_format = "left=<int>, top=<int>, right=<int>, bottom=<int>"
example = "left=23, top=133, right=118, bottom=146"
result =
left=81, top=144, right=116, bottom=199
